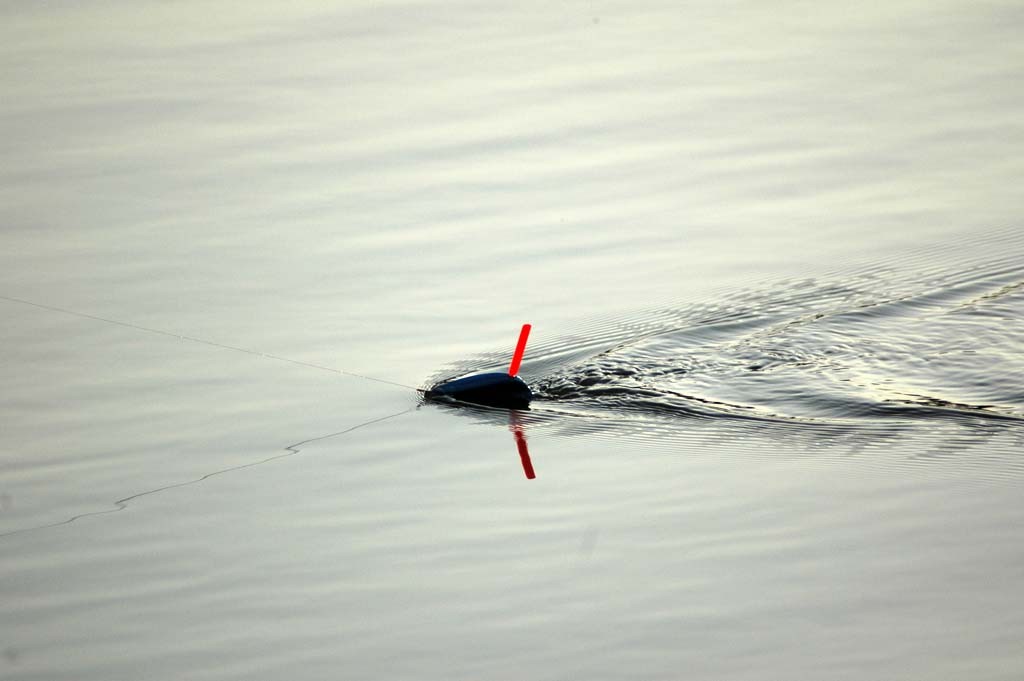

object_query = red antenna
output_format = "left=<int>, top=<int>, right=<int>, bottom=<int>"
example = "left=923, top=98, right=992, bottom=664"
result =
left=508, top=323, right=531, bottom=377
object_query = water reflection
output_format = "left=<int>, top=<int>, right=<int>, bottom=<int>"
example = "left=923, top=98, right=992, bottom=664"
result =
left=426, top=399, right=547, bottom=479
left=509, top=410, right=536, bottom=479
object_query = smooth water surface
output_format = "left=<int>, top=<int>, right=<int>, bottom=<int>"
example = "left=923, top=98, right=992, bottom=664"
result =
left=2, top=2, right=1023, bottom=679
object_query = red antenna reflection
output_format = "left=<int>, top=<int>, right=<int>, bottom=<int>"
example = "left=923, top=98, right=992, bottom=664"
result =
left=508, top=411, right=536, bottom=479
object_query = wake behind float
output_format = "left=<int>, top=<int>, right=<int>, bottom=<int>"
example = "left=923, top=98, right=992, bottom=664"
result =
left=425, top=324, right=533, bottom=409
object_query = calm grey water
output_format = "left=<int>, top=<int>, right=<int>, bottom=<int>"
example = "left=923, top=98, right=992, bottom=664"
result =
left=2, top=2, right=1023, bottom=679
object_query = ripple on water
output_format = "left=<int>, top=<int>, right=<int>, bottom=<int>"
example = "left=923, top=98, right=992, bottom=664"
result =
left=427, top=236, right=1024, bottom=473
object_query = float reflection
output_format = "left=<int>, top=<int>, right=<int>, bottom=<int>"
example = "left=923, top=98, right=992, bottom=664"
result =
left=509, top=411, right=536, bottom=479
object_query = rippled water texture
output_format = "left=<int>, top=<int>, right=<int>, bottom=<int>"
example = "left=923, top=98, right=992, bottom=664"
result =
left=2, top=2, right=1024, bottom=680
left=534, top=251, right=1024, bottom=425
left=430, top=242, right=1024, bottom=474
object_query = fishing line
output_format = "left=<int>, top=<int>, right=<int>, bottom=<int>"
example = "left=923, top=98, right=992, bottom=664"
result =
left=0, top=293, right=421, bottom=392
left=0, top=406, right=416, bottom=539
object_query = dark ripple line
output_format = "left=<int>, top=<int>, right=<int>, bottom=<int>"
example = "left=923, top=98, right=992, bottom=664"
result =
left=0, top=407, right=415, bottom=539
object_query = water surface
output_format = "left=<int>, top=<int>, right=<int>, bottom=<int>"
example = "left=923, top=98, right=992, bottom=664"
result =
left=2, top=2, right=1023, bottom=679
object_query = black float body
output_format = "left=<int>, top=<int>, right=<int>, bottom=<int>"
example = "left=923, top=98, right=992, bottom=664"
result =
left=425, top=372, right=532, bottom=409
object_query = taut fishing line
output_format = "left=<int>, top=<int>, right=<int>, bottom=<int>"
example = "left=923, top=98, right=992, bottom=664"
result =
left=0, top=293, right=420, bottom=392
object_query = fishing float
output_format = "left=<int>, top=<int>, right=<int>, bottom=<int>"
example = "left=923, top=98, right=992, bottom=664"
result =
left=425, top=324, right=533, bottom=409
